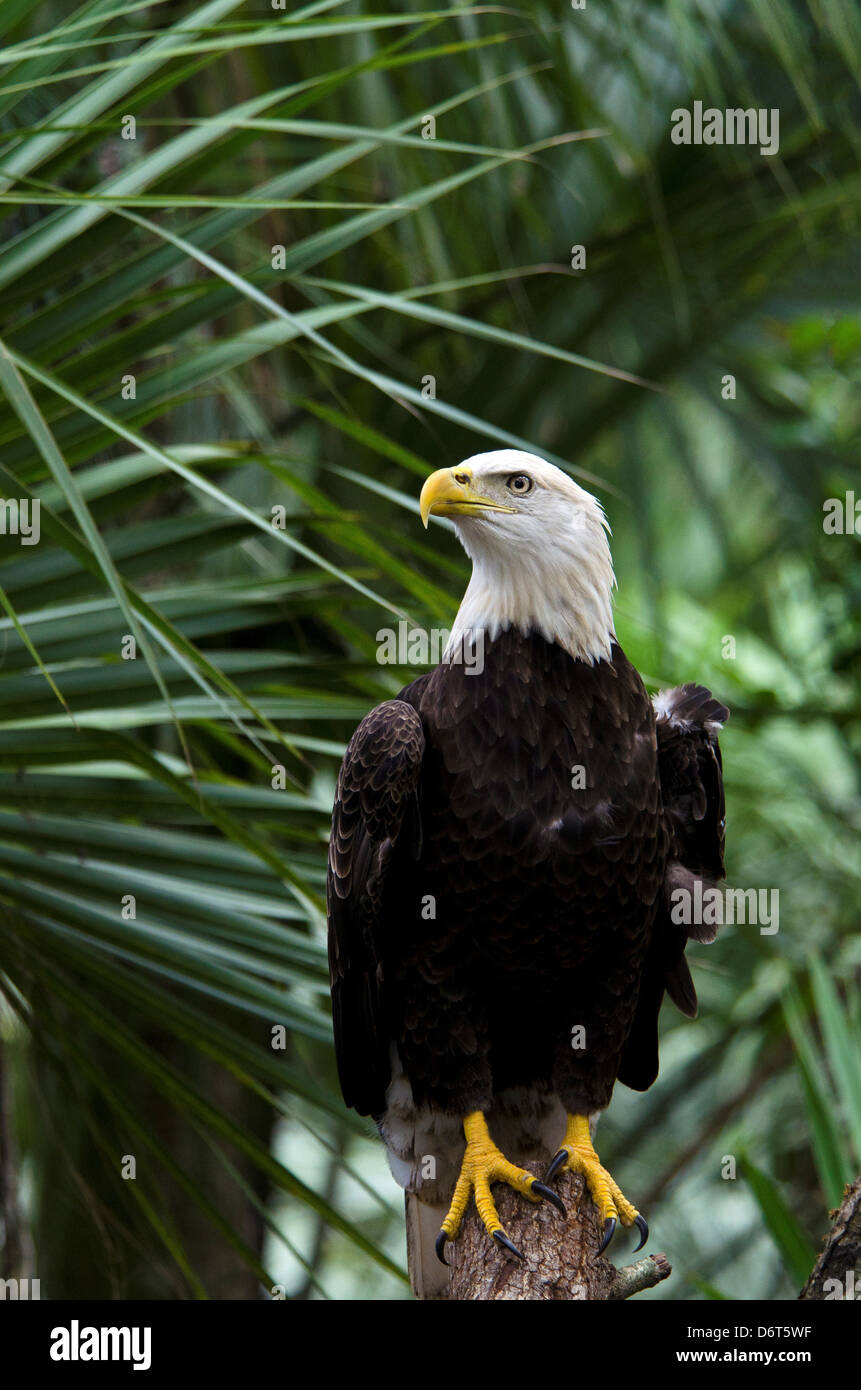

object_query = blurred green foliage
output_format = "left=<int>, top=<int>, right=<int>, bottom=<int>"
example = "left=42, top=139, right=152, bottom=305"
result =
left=0, top=0, right=858, bottom=1299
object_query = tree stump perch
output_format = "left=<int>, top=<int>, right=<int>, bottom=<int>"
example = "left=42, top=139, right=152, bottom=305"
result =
left=429, top=1159, right=671, bottom=1301
left=799, top=1176, right=861, bottom=1300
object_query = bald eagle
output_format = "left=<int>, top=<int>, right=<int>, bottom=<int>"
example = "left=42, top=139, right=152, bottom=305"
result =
left=327, top=450, right=727, bottom=1296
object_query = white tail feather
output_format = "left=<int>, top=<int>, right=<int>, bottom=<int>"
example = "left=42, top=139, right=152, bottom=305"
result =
left=405, top=1193, right=451, bottom=1300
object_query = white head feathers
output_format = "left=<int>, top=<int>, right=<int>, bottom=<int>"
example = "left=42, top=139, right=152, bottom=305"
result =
left=438, top=449, right=616, bottom=665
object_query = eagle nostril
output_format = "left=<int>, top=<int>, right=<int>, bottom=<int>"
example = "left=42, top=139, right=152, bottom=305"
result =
left=453, top=472, right=470, bottom=486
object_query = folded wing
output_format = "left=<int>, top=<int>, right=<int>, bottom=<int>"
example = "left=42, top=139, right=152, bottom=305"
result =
left=618, top=683, right=729, bottom=1090
left=327, top=698, right=425, bottom=1116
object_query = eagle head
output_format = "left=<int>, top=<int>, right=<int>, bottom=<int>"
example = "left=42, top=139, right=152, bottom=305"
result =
left=420, top=449, right=616, bottom=665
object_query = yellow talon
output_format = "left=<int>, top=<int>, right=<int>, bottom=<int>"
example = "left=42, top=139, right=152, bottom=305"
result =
left=436, top=1111, right=564, bottom=1262
left=547, top=1114, right=647, bottom=1253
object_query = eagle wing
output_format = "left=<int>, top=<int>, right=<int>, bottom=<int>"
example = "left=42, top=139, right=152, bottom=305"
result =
left=327, top=697, right=425, bottom=1116
left=618, top=683, right=728, bottom=1091
left=654, top=682, right=728, bottom=888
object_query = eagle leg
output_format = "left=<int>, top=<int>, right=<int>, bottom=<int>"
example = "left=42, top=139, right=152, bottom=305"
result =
left=435, top=1110, right=566, bottom=1265
left=546, top=1114, right=648, bottom=1255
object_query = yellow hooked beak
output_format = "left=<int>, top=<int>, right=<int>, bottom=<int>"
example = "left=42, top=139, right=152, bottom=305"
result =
left=419, top=468, right=516, bottom=528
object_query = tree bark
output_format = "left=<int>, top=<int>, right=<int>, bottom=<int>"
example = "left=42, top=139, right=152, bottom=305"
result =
left=799, top=1176, right=861, bottom=1300
left=0, top=1037, right=30, bottom=1282
left=434, top=1159, right=671, bottom=1301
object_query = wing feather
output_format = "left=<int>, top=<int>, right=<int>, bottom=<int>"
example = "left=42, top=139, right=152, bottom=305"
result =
left=654, top=682, right=728, bottom=885
left=654, top=682, right=729, bottom=996
left=327, top=698, right=425, bottom=1116
left=618, top=683, right=728, bottom=1090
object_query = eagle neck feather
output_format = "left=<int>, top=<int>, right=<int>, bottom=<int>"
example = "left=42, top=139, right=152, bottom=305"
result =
left=445, top=515, right=616, bottom=666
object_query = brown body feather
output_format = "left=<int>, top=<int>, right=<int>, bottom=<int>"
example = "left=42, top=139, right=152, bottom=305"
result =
left=327, top=632, right=727, bottom=1124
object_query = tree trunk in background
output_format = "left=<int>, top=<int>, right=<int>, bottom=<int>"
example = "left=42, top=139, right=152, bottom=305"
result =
left=800, top=1177, right=861, bottom=1300
left=0, top=1038, right=31, bottom=1283
left=29, top=1016, right=272, bottom=1300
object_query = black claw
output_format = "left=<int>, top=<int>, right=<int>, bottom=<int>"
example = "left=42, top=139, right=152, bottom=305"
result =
left=493, top=1230, right=524, bottom=1261
left=545, top=1149, right=567, bottom=1182
left=435, top=1231, right=448, bottom=1266
left=598, top=1217, right=617, bottom=1254
left=531, top=1181, right=566, bottom=1217
left=633, top=1214, right=649, bottom=1252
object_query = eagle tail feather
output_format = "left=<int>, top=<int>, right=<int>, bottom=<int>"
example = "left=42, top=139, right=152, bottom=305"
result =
left=664, top=952, right=698, bottom=1018
left=405, top=1192, right=450, bottom=1300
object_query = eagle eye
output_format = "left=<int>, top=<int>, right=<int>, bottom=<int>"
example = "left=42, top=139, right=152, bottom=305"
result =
left=507, top=473, right=533, bottom=495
